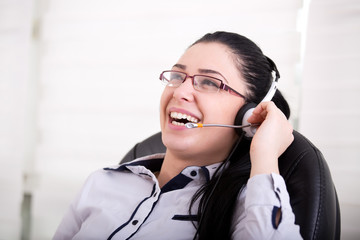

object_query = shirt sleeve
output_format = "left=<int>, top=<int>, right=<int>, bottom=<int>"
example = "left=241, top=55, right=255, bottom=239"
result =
left=52, top=170, right=100, bottom=240
left=231, top=173, right=302, bottom=240
left=52, top=192, right=83, bottom=240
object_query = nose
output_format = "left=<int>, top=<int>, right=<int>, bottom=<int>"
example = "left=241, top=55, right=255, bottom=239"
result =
left=172, top=76, right=195, bottom=102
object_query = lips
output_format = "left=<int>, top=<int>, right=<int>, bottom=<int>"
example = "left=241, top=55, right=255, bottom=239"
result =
left=169, top=111, right=200, bottom=126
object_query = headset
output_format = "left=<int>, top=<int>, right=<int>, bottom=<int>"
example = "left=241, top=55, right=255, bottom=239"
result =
left=234, top=56, right=280, bottom=138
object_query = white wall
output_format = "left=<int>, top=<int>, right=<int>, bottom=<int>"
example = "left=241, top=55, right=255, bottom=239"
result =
left=299, top=0, right=360, bottom=239
left=0, top=1, right=34, bottom=239
left=2, top=0, right=358, bottom=239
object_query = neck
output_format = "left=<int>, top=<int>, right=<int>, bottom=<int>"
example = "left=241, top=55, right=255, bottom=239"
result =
left=157, top=150, right=224, bottom=188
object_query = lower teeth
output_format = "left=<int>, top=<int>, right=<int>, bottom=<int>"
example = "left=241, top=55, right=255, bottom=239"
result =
left=172, top=121, right=185, bottom=126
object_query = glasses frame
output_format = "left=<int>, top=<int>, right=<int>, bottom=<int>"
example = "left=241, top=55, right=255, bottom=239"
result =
left=159, top=70, right=247, bottom=100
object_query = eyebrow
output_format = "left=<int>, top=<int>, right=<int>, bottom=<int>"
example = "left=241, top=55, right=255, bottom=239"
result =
left=172, top=64, right=228, bottom=83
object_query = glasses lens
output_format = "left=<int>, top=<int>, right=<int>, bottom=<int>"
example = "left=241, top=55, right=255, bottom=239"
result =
left=194, top=76, right=221, bottom=92
left=162, top=71, right=185, bottom=87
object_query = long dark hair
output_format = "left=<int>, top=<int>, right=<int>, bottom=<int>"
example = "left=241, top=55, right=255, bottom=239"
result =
left=188, top=31, right=291, bottom=239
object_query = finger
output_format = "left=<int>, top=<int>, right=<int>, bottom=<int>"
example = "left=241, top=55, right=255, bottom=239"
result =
left=247, top=102, right=274, bottom=123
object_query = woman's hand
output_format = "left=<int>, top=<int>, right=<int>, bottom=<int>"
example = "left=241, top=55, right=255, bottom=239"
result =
left=247, top=101, right=294, bottom=177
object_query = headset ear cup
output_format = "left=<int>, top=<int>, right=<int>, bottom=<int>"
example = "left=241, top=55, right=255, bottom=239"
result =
left=234, top=103, right=257, bottom=137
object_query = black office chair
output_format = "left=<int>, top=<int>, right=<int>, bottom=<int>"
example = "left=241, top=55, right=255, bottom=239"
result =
left=120, top=130, right=341, bottom=240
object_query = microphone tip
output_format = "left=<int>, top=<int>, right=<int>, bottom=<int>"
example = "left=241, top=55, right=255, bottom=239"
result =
left=185, top=123, right=197, bottom=128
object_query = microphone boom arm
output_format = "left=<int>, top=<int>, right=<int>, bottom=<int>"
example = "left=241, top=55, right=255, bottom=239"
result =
left=185, top=123, right=259, bottom=129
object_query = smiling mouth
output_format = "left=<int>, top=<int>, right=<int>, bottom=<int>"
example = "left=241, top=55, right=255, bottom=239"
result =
left=170, top=111, right=200, bottom=126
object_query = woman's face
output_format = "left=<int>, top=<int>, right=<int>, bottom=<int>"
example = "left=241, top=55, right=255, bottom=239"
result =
left=160, top=42, right=247, bottom=163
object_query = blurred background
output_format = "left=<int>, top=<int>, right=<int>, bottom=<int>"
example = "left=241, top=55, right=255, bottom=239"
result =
left=0, top=0, right=359, bottom=239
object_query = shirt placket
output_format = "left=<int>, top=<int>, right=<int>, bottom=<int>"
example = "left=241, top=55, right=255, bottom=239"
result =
left=110, top=168, right=161, bottom=240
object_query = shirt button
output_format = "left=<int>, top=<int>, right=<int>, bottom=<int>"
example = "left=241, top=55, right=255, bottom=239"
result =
left=132, top=220, right=139, bottom=225
left=190, top=170, right=197, bottom=177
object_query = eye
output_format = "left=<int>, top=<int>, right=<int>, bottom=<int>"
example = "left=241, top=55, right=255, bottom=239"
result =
left=169, top=72, right=184, bottom=81
left=201, top=79, right=218, bottom=86
left=196, top=76, right=221, bottom=92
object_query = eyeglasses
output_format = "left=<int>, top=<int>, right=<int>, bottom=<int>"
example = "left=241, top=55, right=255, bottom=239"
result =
left=159, top=70, right=246, bottom=99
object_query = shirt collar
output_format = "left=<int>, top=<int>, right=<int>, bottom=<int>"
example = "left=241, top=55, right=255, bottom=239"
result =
left=104, top=153, right=224, bottom=184
left=104, top=153, right=165, bottom=172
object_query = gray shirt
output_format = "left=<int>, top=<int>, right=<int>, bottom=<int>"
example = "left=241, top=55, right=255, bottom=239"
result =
left=53, top=153, right=302, bottom=239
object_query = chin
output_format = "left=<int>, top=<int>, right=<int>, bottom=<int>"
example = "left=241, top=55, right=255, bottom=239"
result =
left=161, top=131, right=196, bottom=152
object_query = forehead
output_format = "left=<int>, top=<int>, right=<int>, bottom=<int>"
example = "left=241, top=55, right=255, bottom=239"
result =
left=178, top=42, right=235, bottom=69
left=176, top=42, right=243, bottom=86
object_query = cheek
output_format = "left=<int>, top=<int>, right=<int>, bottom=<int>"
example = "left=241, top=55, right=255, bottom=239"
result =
left=228, top=102, right=244, bottom=122
left=160, top=88, right=173, bottom=108
left=160, top=88, right=173, bottom=121
left=206, top=97, right=244, bottom=124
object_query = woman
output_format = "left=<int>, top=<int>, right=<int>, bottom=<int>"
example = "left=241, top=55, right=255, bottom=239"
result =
left=54, top=31, right=302, bottom=239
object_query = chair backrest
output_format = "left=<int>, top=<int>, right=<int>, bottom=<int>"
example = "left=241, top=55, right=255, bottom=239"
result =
left=120, top=130, right=341, bottom=240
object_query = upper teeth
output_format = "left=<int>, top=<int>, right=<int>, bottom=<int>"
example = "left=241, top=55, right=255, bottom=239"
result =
left=170, top=112, right=199, bottom=123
